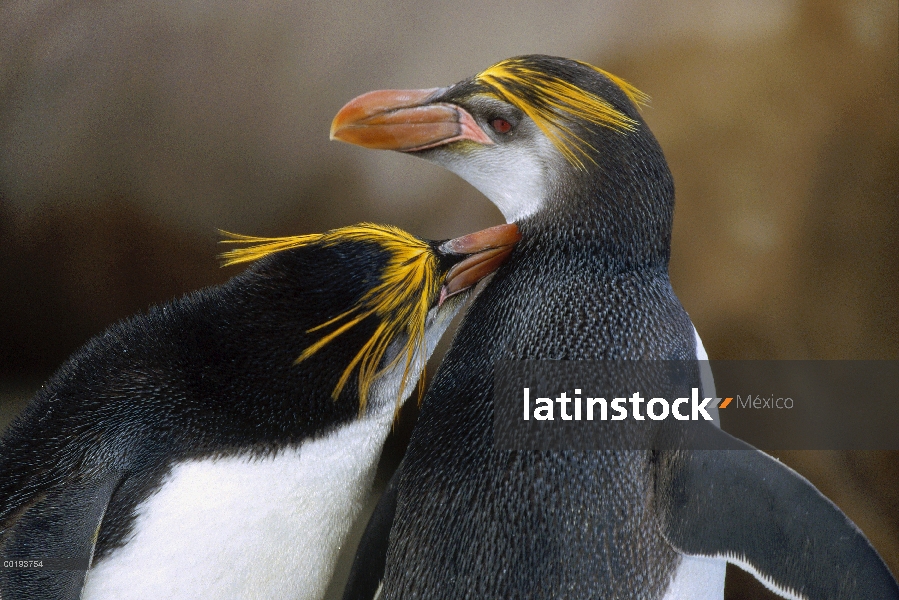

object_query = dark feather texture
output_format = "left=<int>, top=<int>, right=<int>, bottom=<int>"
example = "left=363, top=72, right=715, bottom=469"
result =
left=357, top=55, right=898, bottom=600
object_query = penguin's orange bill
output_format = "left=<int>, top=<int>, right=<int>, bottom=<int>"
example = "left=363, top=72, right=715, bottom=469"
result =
left=330, top=88, right=494, bottom=151
left=438, top=224, right=521, bottom=307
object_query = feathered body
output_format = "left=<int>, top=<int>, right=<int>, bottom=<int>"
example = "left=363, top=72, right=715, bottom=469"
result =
left=0, top=223, right=519, bottom=600
left=383, top=60, right=695, bottom=597
left=332, top=55, right=899, bottom=600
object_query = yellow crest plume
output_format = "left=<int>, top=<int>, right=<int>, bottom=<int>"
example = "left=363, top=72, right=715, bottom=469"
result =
left=475, top=57, right=650, bottom=169
left=220, top=224, right=439, bottom=412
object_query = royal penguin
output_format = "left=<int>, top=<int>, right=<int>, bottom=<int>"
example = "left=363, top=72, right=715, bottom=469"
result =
left=330, top=55, right=899, bottom=600
left=0, top=222, right=520, bottom=600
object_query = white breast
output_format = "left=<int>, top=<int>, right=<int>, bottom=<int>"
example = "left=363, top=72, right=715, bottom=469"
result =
left=81, top=303, right=465, bottom=599
left=82, top=413, right=392, bottom=600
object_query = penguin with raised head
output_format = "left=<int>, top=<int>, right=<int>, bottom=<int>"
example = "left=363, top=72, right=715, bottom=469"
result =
left=0, top=222, right=520, bottom=600
left=330, top=55, right=899, bottom=599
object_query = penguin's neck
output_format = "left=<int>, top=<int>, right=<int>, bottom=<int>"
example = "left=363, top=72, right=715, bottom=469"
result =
left=526, top=135, right=676, bottom=274
left=476, top=205, right=692, bottom=361
left=525, top=185, right=674, bottom=275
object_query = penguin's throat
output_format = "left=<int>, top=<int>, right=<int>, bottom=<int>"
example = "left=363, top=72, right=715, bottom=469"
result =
left=519, top=205, right=672, bottom=273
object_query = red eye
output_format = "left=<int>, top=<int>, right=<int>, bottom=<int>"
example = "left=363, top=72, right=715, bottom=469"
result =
left=490, top=118, right=512, bottom=134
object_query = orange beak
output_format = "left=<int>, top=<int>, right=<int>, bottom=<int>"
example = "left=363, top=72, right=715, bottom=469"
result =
left=330, top=88, right=494, bottom=151
left=438, top=224, right=520, bottom=306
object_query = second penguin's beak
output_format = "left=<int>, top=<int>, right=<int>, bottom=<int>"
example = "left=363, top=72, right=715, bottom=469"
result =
left=330, top=88, right=494, bottom=151
left=437, top=224, right=520, bottom=307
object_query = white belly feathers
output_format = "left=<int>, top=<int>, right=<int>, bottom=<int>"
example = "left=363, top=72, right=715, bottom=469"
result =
left=82, top=413, right=392, bottom=600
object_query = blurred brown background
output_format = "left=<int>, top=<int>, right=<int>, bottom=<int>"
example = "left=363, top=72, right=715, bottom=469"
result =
left=1, top=0, right=896, bottom=597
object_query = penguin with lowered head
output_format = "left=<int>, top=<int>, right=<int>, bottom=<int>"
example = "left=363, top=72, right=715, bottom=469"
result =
left=0, top=221, right=520, bottom=600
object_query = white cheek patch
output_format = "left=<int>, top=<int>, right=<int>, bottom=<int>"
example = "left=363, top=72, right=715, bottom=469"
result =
left=438, top=136, right=556, bottom=223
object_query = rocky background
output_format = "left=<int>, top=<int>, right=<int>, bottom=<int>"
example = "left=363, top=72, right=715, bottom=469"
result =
left=1, top=0, right=896, bottom=597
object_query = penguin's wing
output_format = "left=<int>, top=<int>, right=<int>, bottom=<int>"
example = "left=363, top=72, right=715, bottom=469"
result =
left=652, top=425, right=899, bottom=600
left=0, top=469, right=121, bottom=600
left=341, top=467, right=399, bottom=600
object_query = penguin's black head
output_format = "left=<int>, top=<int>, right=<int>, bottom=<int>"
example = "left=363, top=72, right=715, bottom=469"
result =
left=331, top=55, right=674, bottom=269
left=219, top=223, right=519, bottom=411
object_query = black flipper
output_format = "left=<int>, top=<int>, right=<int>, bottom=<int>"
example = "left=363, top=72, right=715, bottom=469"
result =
left=0, top=469, right=121, bottom=600
left=342, top=467, right=400, bottom=600
left=652, top=425, right=899, bottom=600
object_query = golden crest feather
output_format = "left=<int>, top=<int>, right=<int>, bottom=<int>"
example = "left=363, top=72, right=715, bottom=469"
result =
left=219, top=224, right=439, bottom=412
left=475, top=57, right=650, bottom=169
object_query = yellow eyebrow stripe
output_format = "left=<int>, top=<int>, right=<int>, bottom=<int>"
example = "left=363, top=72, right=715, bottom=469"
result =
left=475, top=57, right=649, bottom=169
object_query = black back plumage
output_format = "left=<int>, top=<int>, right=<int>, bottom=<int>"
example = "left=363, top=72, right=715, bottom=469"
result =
left=382, top=57, right=697, bottom=597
